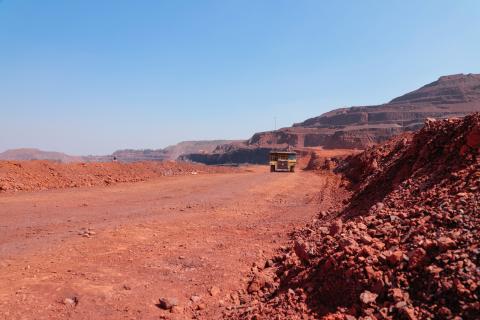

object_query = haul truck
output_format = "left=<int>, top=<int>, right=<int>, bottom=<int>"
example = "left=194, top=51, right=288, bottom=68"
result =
left=269, top=151, right=296, bottom=172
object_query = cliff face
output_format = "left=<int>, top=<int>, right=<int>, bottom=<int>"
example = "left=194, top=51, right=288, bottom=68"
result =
left=184, top=73, right=480, bottom=164
left=180, top=148, right=272, bottom=165
left=297, top=73, right=480, bottom=130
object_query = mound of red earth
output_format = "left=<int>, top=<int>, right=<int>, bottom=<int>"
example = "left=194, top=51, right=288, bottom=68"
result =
left=228, top=113, right=479, bottom=319
left=0, top=160, right=237, bottom=193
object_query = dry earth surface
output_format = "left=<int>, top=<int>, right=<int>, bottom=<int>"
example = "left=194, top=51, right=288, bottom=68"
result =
left=0, top=165, right=347, bottom=319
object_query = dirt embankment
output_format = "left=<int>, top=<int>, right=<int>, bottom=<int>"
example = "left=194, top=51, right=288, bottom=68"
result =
left=229, top=113, right=480, bottom=320
left=0, top=160, right=238, bottom=193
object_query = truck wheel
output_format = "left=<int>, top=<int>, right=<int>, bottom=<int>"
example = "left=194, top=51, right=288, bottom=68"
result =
left=270, top=165, right=275, bottom=172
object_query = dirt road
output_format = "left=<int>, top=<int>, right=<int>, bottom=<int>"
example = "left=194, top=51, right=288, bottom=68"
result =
left=0, top=166, right=342, bottom=319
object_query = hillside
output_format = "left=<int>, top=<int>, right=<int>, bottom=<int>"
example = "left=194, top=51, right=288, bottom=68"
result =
left=184, top=73, right=480, bottom=164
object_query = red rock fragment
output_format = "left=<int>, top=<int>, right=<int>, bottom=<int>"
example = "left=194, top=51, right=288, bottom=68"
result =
left=359, top=290, right=378, bottom=305
left=293, top=240, right=310, bottom=263
left=390, top=288, right=408, bottom=302
left=437, top=236, right=455, bottom=251
left=401, top=307, right=417, bottom=320
left=408, top=248, right=427, bottom=269
left=387, top=250, right=404, bottom=265
left=329, top=219, right=343, bottom=235
left=361, top=246, right=375, bottom=257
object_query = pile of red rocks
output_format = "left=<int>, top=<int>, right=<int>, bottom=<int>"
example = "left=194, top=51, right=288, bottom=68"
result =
left=228, top=114, right=479, bottom=319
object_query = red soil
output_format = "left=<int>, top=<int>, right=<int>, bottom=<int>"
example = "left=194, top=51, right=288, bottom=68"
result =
left=0, top=167, right=342, bottom=320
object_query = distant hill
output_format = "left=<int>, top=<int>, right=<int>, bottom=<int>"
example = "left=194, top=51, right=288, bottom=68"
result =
left=0, top=148, right=86, bottom=163
left=183, top=73, right=480, bottom=164
left=0, top=140, right=238, bottom=163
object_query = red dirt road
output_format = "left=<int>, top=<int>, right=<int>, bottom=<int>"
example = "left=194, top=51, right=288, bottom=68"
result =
left=0, top=167, right=342, bottom=319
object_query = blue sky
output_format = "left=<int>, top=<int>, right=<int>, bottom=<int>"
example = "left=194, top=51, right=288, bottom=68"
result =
left=1, top=1, right=479, bottom=155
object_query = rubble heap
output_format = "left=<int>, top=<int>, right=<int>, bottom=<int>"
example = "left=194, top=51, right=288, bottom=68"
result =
left=230, top=114, right=479, bottom=319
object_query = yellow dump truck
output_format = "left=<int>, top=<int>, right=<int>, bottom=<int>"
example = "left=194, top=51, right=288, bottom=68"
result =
left=269, top=151, right=297, bottom=172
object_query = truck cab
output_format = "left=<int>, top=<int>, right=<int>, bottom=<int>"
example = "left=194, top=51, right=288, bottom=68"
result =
left=269, top=151, right=297, bottom=172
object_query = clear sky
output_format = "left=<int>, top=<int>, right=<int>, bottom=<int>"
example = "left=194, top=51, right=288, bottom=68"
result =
left=1, top=1, right=479, bottom=155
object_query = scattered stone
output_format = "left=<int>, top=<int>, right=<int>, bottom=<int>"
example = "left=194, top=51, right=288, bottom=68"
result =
left=293, top=240, right=309, bottom=262
left=408, top=248, right=426, bottom=269
left=360, top=234, right=373, bottom=244
left=208, top=286, right=220, bottom=297
left=329, top=219, right=343, bottom=235
left=390, top=288, right=408, bottom=302
left=387, top=250, right=404, bottom=265
left=247, top=279, right=262, bottom=294
left=78, top=228, right=96, bottom=237
left=359, top=291, right=378, bottom=305
left=157, top=297, right=178, bottom=310
left=63, top=297, right=78, bottom=306
left=437, top=236, right=456, bottom=251
left=401, top=307, right=417, bottom=320
left=265, top=259, right=274, bottom=268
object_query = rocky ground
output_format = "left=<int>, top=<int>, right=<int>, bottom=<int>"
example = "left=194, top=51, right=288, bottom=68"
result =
left=229, top=114, right=479, bottom=320
left=0, top=160, right=238, bottom=193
